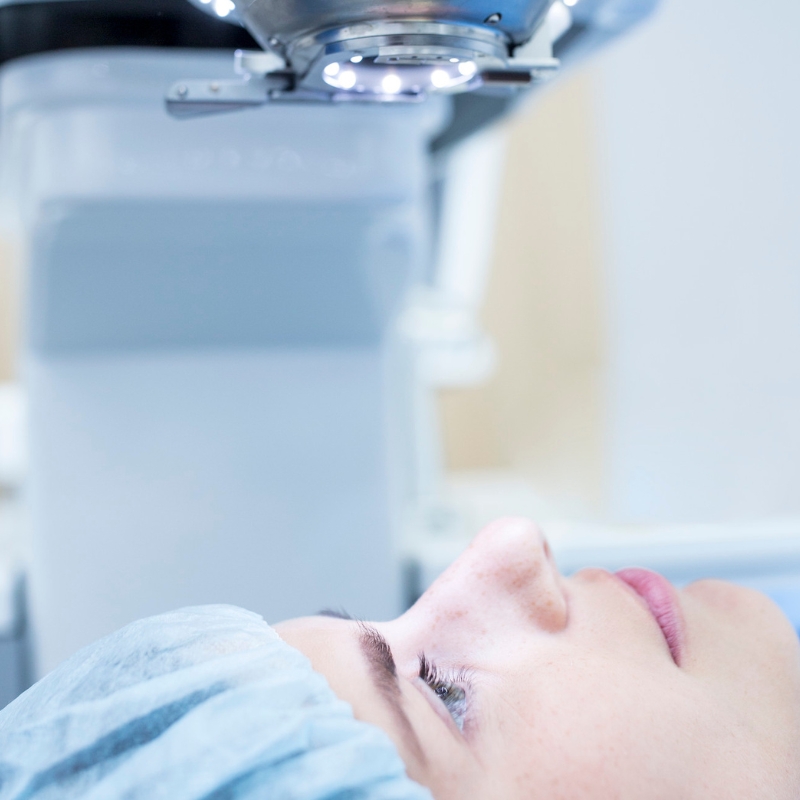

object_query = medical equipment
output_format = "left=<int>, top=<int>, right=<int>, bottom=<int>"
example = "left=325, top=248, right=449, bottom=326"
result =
left=0, top=0, right=656, bottom=677
left=171, top=0, right=561, bottom=113
left=172, top=0, right=657, bottom=125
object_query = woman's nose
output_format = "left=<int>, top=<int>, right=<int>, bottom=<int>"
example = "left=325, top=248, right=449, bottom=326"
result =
left=418, top=517, right=568, bottom=633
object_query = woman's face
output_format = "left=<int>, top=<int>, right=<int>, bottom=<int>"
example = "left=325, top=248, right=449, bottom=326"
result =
left=276, top=518, right=800, bottom=799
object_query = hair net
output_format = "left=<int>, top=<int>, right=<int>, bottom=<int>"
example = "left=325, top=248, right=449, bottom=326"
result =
left=0, top=605, right=433, bottom=800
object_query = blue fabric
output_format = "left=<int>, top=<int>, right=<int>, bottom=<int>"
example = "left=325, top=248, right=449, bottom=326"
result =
left=0, top=606, right=432, bottom=800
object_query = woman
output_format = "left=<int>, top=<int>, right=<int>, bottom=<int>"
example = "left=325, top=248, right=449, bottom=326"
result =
left=2, top=517, right=799, bottom=798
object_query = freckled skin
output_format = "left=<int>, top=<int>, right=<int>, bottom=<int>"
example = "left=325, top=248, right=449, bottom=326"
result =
left=277, top=517, right=800, bottom=799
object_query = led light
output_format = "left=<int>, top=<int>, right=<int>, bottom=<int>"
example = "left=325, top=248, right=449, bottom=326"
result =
left=339, top=70, right=357, bottom=89
left=382, top=73, right=402, bottom=94
left=430, top=69, right=451, bottom=88
left=321, top=53, right=477, bottom=97
left=213, top=0, right=235, bottom=16
left=547, top=1, right=573, bottom=40
left=564, top=0, right=578, bottom=5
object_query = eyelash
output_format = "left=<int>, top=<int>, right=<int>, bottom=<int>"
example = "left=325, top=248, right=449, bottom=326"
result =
left=418, top=654, right=470, bottom=732
left=321, top=611, right=472, bottom=734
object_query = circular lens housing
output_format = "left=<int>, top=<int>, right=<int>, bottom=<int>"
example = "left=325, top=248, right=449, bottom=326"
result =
left=320, top=56, right=477, bottom=95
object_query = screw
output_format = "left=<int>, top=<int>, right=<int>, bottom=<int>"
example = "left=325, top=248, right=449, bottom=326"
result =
left=209, top=82, right=220, bottom=92
left=484, top=11, right=502, bottom=23
left=176, top=85, right=188, bottom=98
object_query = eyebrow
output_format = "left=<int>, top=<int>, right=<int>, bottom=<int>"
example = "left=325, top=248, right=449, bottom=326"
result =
left=318, top=610, right=428, bottom=762
left=356, top=622, right=427, bottom=765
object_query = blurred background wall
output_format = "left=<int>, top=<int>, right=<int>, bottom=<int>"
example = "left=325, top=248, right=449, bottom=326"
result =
left=598, top=0, right=800, bottom=523
left=439, top=73, right=608, bottom=520
left=440, top=0, right=800, bottom=527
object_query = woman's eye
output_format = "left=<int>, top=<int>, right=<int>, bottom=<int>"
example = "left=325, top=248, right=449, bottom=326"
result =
left=419, top=655, right=469, bottom=731
left=433, top=683, right=467, bottom=729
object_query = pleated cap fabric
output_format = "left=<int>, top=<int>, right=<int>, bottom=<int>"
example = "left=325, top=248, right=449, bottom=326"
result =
left=0, top=605, right=433, bottom=800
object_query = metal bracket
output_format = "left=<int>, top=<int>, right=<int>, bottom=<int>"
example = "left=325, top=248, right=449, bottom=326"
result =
left=165, top=74, right=293, bottom=117
left=478, top=56, right=560, bottom=88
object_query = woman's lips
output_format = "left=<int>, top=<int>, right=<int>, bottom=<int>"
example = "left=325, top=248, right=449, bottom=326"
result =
left=615, top=568, right=685, bottom=665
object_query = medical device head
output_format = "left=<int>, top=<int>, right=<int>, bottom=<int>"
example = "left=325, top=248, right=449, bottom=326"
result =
left=240, top=0, right=558, bottom=98
left=176, top=0, right=657, bottom=116
left=186, top=0, right=557, bottom=102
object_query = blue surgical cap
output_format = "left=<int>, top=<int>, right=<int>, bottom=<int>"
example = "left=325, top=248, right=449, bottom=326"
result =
left=0, top=605, right=433, bottom=799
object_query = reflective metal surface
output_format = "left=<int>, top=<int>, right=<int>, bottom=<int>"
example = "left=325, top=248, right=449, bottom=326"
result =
left=291, top=20, right=516, bottom=96
left=166, top=15, right=558, bottom=112
left=174, top=0, right=656, bottom=137
left=237, top=0, right=553, bottom=51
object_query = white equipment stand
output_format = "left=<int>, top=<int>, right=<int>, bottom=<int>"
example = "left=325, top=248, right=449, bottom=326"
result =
left=1, top=50, right=445, bottom=673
